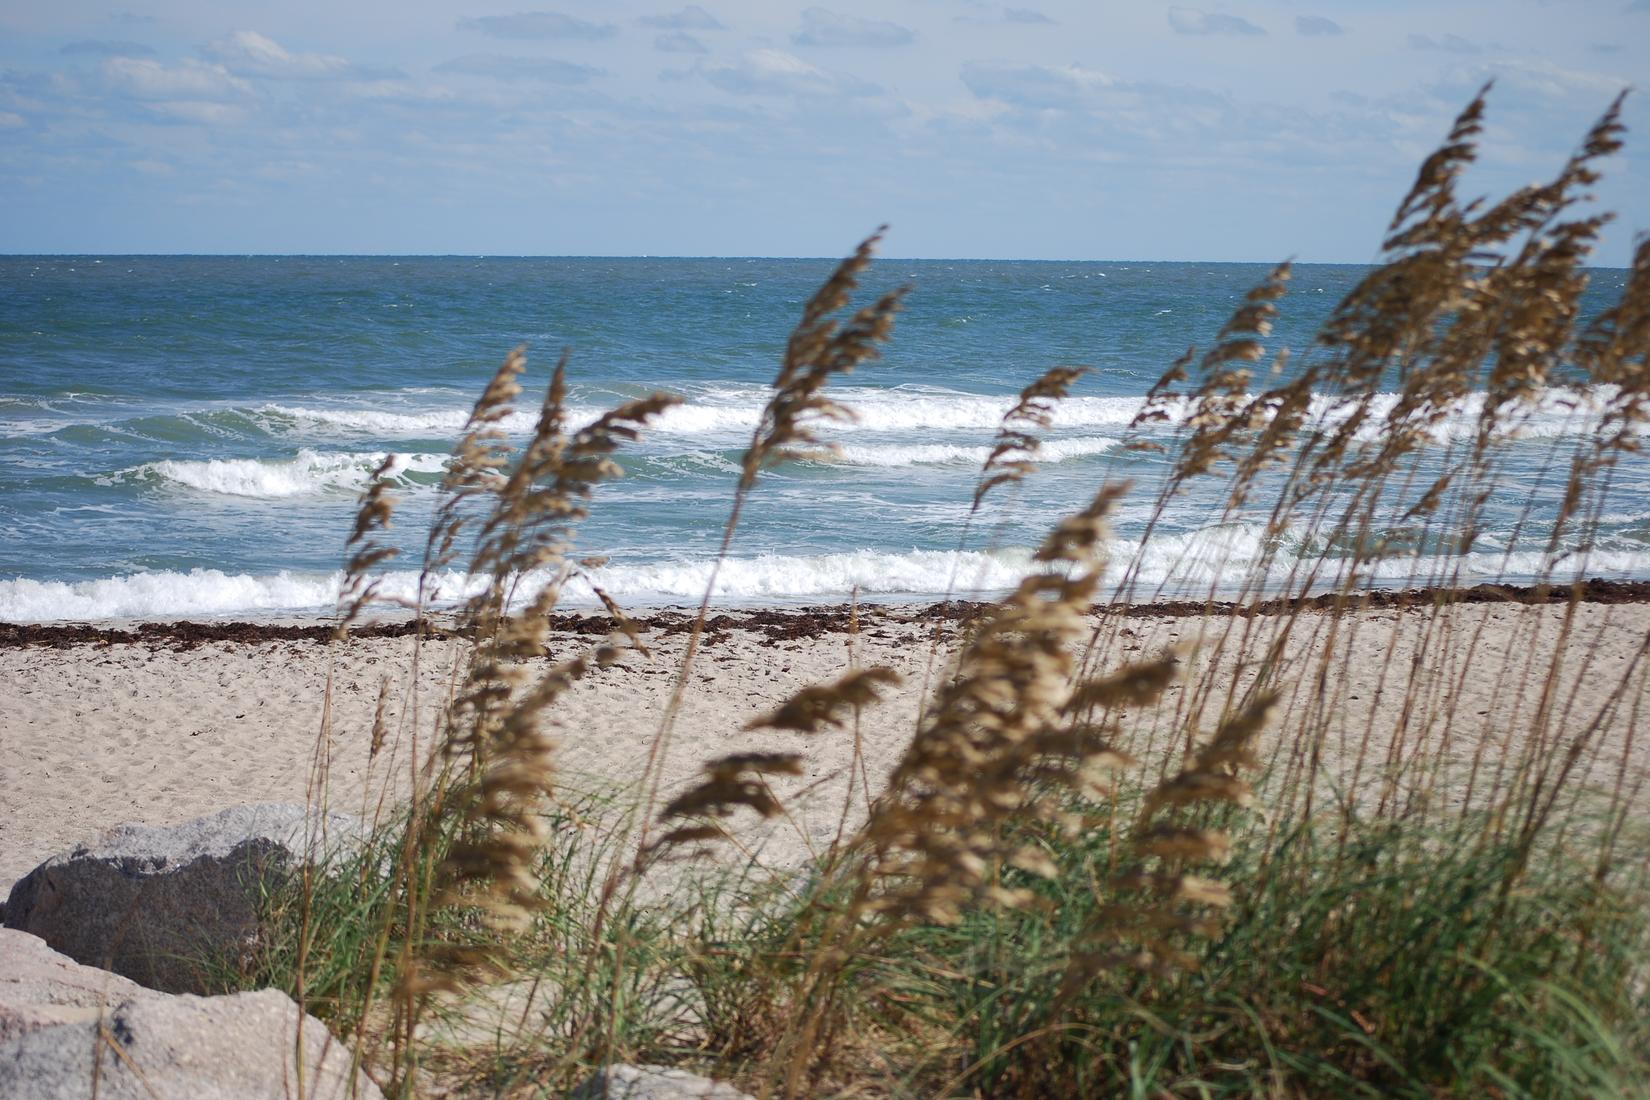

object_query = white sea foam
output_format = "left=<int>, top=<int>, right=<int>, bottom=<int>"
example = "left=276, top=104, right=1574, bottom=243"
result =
left=256, top=404, right=517, bottom=437
left=827, top=436, right=1120, bottom=467
left=0, top=569, right=351, bottom=621
left=589, top=548, right=1032, bottom=601
left=0, top=417, right=66, bottom=437
left=9, top=536, right=1650, bottom=622
left=257, top=392, right=1144, bottom=440
left=1111, top=522, right=1650, bottom=590
left=0, top=551, right=1023, bottom=621
left=1304, top=386, right=1634, bottom=445
left=117, top=450, right=449, bottom=499
left=253, top=384, right=1637, bottom=449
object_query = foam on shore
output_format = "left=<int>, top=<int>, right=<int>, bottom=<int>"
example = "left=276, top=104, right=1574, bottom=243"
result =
left=112, top=450, right=449, bottom=499
left=9, top=534, right=1650, bottom=622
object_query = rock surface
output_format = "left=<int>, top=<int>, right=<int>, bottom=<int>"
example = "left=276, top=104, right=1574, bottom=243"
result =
left=0, top=928, right=145, bottom=1042
left=3, top=803, right=361, bottom=993
left=0, top=927, right=382, bottom=1099
left=570, top=1064, right=756, bottom=1100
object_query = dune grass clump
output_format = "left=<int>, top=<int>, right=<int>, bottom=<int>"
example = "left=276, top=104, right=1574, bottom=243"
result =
left=236, top=88, right=1650, bottom=1099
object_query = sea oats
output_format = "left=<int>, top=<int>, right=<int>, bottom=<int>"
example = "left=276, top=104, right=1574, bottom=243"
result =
left=971, top=365, right=1090, bottom=511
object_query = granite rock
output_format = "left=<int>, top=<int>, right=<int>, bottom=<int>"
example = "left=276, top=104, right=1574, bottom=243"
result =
left=3, top=804, right=362, bottom=993
left=0, top=928, right=144, bottom=1042
left=0, top=927, right=381, bottom=1099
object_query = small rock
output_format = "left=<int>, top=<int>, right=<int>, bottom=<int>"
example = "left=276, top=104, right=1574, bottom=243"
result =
left=570, top=1064, right=756, bottom=1100
left=3, top=804, right=362, bottom=993
left=0, top=928, right=381, bottom=1099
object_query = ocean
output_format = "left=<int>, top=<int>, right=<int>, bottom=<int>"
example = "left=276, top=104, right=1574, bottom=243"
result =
left=2, top=255, right=1646, bottom=622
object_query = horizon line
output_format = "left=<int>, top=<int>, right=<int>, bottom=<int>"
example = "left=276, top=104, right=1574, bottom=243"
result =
left=3, top=252, right=1637, bottom=271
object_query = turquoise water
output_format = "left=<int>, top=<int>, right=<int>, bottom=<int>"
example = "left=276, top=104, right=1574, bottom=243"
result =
left=2, top=256, right=1646, bottom=621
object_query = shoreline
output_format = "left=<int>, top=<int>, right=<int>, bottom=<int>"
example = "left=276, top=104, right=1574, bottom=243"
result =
left=7, top=580, right=1649, bottom=896
left=5, top=576, right=1649, bottom=649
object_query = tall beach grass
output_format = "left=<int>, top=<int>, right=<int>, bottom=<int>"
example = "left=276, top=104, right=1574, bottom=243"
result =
left=233, top=89, right=1650, bottom=1098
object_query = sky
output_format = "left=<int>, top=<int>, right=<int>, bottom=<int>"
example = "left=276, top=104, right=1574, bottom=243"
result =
left=0, top=1, right=1646, bottom=261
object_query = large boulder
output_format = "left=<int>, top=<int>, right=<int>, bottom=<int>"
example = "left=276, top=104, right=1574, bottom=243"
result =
left=0, top=928, right=144, bottom=1042
left=3, top=804, right=362, bottom=993
left=570, top=1064, right=756, bottom=1099
left=1, top=929, right=381, bottom=1099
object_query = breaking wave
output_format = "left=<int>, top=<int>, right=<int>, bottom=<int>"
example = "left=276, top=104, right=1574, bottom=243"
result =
left=8, top=532, right=1650, bottom=622
left=113, top=450, right=449, bottom=499
left=250, top=384, right=1634, bottom=449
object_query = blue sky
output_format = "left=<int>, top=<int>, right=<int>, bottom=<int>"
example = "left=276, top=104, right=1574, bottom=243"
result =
left=1, top=1, right=1645, bottom=261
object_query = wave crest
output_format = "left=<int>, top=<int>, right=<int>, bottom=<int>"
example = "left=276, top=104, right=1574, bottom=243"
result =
left=8, top=533, right=1650, bottom=622
left=115, top=450, right=449, bottom=499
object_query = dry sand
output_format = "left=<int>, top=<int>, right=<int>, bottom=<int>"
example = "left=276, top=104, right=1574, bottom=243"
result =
left=4, top=598, right=1648, bottom=894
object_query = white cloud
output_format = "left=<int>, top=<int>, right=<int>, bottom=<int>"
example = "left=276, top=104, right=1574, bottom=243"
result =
left=100, top=57, right=251, bottom=100
left=148, top=100, right=248, bottom=125
left=457, top=12, right=617, bottom=41
left=639, top=6, right=724, bottom=30
left=957, top=61, right=1238, bottom=149
left=793, top=8, right=915, bottom=48
left=1409, top=33, right=1480, bottom=55
left=959, top=62, right=1117, bottom=110
left=1295, top=16, right=1343, bottom=36
left=60, top=40, right=155, bottom=58
left=335, top=78, right=457, bottom=103
left=654, top=32, right=708, bottom=54
left=1436, top=58, right=1628, bottom=104
left=202, top=31, right=356, bottom=79
left=1168, top=7, right=1266, bottom=36
left=6, top=0, right=1642, bottom=264
left=703, top=49, right=879, bottom=97
left=434, top=53, right=603, bottom=83
left=956, top=7, right=1057, bottom=25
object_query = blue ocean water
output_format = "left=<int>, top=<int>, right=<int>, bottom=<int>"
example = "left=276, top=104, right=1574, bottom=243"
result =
left=2, top=256, right=1646, bottom=621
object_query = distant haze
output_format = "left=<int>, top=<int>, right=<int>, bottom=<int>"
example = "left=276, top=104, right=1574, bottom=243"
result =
left=0, top=2, right=1646, bottom=263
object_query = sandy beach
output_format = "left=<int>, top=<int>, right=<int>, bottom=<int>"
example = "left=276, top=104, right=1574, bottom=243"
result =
left=4, top=590, right=1647, bottom=896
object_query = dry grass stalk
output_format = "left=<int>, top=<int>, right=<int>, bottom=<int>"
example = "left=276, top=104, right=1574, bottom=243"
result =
left=744, top=667, right=900, bottom=734
left=419, top=346, right=527, bottom=605
left=368, top=677, right=392, bottom=760
left=392, top=350, right=675, bottom=999
left=1088, top=91, right=1647, bottom=835
left=918, top=365, right=1094, bottom=726
left=1123, top=347, right=1195, bottom=451
left=741, top=228, right=908, bottom=487
left=662, top=752, right=804, bottom=822
left=1064, top=652, right=1180, bottom=716
left=768, top=487, right=1206, bottom=1096
left=632, top=230, right=907, bottom=880
left=1168, top=262, right=1292, bottom=489
left=643, top=670, right=901, bottom=868
left=575, top=571, right=651, bottom=656
left=1572, top=233, right=1650, bottom=482
left=1066, top=692, right=1273, bottom=987
left=335, top=454, right=401, bottom=638
left=442, top=357, right=678, bottom=768
left=855, top=483, right=1138, bottom=927
left=292, top=93, right=1650, bottom=1099
left=972, top=365, right=1089, bottom=511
